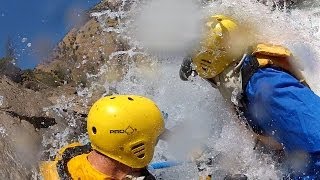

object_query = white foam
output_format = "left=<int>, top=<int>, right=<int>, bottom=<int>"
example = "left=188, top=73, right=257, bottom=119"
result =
left=0, top=95, right=4, bottom=106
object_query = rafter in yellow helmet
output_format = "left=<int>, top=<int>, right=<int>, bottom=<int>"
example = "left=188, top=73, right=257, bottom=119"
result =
left=193, top=14, right=245, bottom=79
left=87, top=95, right=164, bottom=168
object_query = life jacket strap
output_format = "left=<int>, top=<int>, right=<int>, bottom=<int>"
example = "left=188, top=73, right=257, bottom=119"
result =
left=241, top=55, right=261, bottom=91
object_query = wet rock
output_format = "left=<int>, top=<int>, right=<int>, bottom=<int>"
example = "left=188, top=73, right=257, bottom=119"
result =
left=35, top=0, right=142, bottom=88
left=21, top=69, right=62, bottom=91
left=0, top=112, right=41, bottom=179
left=0, top=76, right=62, bottom=179
left=36, top=17, right=119, bottom=87
left=0, top=76, right=52, bottom=117
left=0, top=59, right=22, bottom=83
left=4, top=111, right=56, bottom=130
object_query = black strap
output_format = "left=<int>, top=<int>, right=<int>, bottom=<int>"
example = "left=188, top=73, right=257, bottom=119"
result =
left=140, top=169, right=156, bottom=180
left=241, top=55, right=261, bottom=91
left=239, top=55, right=268, bottom=135
left=56, top=143, right=92, bottom=180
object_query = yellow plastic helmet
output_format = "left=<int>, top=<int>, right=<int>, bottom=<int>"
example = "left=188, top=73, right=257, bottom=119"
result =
left=192, top=14, right=246, bottom=79
left=87, top=95, right=165, bottom=168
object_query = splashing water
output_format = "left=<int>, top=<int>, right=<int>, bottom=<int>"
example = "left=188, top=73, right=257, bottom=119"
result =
left=203, top=0, right=320, bottom=94
left=0, top=126, right=7, bottom=138
left=0, top=96, right=4, bottom=106
left=130, top=0, right=202, bottom=55
left=41, top=0, right=320, bottom=179
left=113, top=60, right=281, bottom=179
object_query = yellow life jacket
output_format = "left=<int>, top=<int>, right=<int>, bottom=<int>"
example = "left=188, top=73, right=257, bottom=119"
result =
left=40, top=142, right=81, bottom=180
left=241, top=43, right=309, bottom=90
left=68, top=153, right=115, bottom=180
left=40, top=154, right=111, bottom=180
left=39, top=143, right=154, bottom=180
left=39, top=142, right=104, bottom=180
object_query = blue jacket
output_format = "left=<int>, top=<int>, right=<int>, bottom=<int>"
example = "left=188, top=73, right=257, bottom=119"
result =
left=244, top=55, right=320, bottom=179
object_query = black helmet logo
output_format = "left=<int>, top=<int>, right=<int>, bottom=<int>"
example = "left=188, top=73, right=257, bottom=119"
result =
left=110, top=126, right=137, bottom=135
left=125, top=126, right=137, bottom=135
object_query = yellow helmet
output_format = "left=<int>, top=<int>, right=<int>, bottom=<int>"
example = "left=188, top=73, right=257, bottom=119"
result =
left=87, top=95, right=165, bottom=168
left=192, top=14, right=247, bottom=79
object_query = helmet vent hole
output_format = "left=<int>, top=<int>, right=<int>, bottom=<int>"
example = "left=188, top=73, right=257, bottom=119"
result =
left=201, top=59, right=211, bottom=64
left=92, top=127, right=97, bottom=134
left=128, top=97, right=134, bottom=101
left=131, top=143, right=144, bottom=150
left=110, top=97, right=116, bottom=99
left=131, top=143, right=146, bottom=159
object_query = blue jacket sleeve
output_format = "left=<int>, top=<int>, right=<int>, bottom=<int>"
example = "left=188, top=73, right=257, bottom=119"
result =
left=245, top=67, right=320, bottom=153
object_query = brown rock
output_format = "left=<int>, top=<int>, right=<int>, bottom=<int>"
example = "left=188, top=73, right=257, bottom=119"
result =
left=0, top=76, right=52, bottom=117
left=0, top=108, right=42, bottom=179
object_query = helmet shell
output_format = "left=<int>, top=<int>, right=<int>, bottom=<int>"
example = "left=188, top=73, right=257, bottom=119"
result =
left=87, top=95, right=164, bottom=168
left=193, top=15, right=246, bottom=79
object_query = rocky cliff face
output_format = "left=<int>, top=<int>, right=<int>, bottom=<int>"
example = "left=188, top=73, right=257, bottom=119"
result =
left=0, top=76, right=55, bottom=178
left=36, top=0, right=134, bottom=86
left=0, top=2, right=189, bottom=180
left=0, top=60, right=22, bottom=83
left=0, top=0, right=146, bottom=179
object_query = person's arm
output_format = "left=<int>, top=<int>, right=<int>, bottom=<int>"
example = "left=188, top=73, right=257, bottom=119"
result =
left=245, top=67, right=320, bottom=152
left=179, top=56, right=195, bottom=81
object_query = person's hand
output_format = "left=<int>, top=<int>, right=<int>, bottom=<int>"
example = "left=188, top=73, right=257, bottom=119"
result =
left=179, top=56, right=194, bottom=81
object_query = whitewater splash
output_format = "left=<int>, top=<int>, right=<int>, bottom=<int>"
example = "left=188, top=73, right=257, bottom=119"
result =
left=41, top=0, right=320, bottom=179
left=112, top=60, right=281, bottom=179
